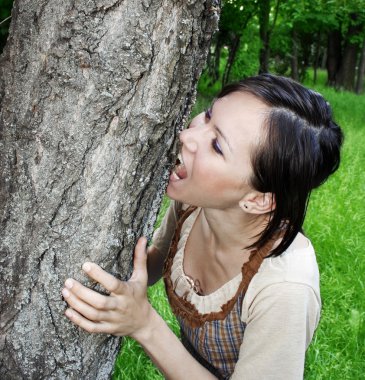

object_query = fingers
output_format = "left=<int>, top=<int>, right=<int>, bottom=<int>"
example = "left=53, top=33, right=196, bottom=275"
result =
left=64, top=308, right=113, bottom=334
left=82, top=262, right=125, bottom=294
left=62, top=286, right=111, bottom=322
left=130, top=237, right=148, bottom=284
left=63, top=278, right=116, bottom=310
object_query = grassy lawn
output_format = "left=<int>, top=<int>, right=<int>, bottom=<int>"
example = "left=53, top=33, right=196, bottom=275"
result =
left=302, top=74, right=365, bottom=379
left=113, top=73, right=365, bottom=379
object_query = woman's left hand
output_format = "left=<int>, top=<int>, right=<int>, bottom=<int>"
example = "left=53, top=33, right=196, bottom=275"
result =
left=62, top=237, right=153, bottom=337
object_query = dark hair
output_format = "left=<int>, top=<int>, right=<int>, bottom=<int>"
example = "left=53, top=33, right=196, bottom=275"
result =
left=218, top=74, right=344, bottom=257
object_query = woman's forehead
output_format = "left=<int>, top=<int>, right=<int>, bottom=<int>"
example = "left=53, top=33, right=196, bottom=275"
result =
left=212, top=92, right=268, bottom=160
left=214, top=91, right=268, bottom=112
left=212, top=92, right=269, bottom=135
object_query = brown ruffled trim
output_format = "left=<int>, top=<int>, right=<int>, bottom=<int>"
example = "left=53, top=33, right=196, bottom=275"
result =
left=163, top=206, right=279, bottom=328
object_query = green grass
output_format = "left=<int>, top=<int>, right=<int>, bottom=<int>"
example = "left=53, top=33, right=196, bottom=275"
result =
left=113, top=73, right=365, bottom=379
left=302, top=72, right=365, bottom=380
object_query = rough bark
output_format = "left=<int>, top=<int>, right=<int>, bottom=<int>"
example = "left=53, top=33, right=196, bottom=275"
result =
left=0, top=0, right=220, bottom=379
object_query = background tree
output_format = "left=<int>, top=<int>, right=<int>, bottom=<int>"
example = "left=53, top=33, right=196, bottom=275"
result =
left=204, top=0, right=258, bottom=86
left=258, top=0, right=280, bottom=74
left=198, top=0, right=365, bottom=95
left=0, top=0, right=220, bottom=378
left=275, top=0, right=323, bottom=81
left=220, top=0, right=258, bottom=85
left=336, top=8, right=365, bottom=90
left=355, top=36, right=365, bottom=93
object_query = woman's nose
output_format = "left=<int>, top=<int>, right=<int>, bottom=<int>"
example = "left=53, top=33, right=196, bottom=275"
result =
left=179, top=128, right=198, bottom=153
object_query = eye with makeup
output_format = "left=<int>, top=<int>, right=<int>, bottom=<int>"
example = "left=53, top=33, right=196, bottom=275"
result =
left=205, top=108, right=223, bottom=155
left=212, top=138, right=223, bottom=155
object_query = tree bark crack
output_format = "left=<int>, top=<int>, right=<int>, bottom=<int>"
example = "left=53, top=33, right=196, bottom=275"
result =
left=89, top=0, right=124, bottom=16
left=44, top=286, right=68, bottom=357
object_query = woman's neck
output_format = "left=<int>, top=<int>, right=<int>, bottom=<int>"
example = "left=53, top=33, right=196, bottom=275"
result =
left=200, top=206, right=268, bottom=256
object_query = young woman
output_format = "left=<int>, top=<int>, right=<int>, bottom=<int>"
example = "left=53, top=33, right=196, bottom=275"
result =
left=62, top=74, right=343, bottom=379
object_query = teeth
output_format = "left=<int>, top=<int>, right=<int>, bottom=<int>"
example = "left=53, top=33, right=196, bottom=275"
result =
left=178, top=153, right=184, bottom=165
left=172, top=171, right=180, bottom=180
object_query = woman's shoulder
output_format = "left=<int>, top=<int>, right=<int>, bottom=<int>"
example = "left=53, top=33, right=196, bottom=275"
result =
left=241, top=233, right=321, bottom=322
left=244, top=233, right=320, bottom=304
left=262, top=233, right=319, bottom=286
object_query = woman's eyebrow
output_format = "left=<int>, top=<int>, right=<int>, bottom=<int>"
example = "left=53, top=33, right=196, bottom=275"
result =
left=214, top=124, right=233, bottom=153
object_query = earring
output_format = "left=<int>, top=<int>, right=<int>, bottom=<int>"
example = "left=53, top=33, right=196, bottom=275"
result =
left=239, top=201, right=249, bottom=211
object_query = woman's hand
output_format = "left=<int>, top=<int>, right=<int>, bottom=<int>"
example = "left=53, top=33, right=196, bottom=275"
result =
left=62, top=237, right=153, bottom=338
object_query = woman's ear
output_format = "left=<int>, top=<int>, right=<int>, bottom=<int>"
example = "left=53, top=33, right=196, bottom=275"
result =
left=239, top=192, right=276, bottom=214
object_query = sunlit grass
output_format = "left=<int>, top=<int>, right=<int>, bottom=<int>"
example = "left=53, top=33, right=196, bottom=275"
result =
left=113, top=75, right=365, bottom=379
left=302, top=77, right=365, bottom=380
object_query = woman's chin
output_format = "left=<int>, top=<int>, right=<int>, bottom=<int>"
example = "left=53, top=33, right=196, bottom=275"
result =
left=166, top=180, right=184, bottom=201
left=166, top=181, right=177, bottom=199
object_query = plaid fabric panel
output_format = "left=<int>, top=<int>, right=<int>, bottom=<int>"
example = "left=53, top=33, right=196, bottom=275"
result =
left=178, top=293, right=246, bottom=379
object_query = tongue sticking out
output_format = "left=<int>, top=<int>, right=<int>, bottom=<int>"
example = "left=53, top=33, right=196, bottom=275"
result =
left=174, top=158, right=187, bottom=180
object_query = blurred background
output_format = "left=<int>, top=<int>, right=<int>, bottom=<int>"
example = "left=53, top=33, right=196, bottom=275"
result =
left=196, top=0, right=365, bottom=95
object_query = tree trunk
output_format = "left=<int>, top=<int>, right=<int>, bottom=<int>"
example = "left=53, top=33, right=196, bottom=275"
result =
left=326, top=29, right=342, bottom=86
left=0, top=1, right=220, bottom=379
left=337, top=42, right=359, bottom=91
left=222, top=33, right=240, bottom=86
left=206, top=32, right=222, bottom=85
left=312, top=32, right=322, bottom=85
left=355, top=37, right=365, bottom=94
left=336, top=12, right=363, bottom=91
left=290, top=27, right=299, bottom=81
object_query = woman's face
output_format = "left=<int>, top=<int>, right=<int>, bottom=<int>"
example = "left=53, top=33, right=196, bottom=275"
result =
left=166, top=91, right=269, bottom=209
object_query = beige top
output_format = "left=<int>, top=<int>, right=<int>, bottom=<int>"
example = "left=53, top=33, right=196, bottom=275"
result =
left=153, top=201, right=321, bottom=380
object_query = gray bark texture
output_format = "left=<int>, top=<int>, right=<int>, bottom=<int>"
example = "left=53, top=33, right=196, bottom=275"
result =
left=0, top=0, right=220, bottom=378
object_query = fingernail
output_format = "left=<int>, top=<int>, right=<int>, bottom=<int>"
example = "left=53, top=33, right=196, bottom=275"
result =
left=62, top=288, right=70, bottom=298
left=65, top=279, right=73, bottom=289
left=83, top=263, right=91, bottom=272
left=65, top=309, right=73, bottom=318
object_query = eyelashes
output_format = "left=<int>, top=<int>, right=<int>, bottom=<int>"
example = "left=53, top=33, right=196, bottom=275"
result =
left=205, top=108, right=223, bottom=156
left=212, top=138, right=223, bottom=155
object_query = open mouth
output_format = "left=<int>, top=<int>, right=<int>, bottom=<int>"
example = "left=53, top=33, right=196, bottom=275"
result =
left=171, top=153, right=188, bottom=180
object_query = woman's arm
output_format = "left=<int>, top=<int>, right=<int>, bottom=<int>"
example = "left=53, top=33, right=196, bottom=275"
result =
left=62, top=238, right=216, bottom=380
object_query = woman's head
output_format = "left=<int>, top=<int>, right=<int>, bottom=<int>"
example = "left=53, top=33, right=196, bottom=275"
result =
left=167, top=91, right=271, bottom=211
left=218, top=74, right=344, bottom=256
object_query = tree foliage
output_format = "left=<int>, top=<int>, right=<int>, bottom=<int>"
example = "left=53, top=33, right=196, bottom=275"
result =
left=200, top=0, right=365, bottom=93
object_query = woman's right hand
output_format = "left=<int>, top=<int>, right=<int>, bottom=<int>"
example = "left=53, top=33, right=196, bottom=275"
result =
left=62, top=237, right=154, bottom=339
